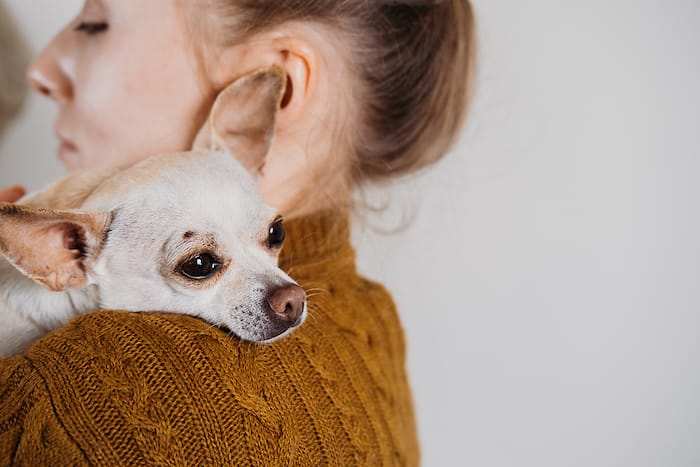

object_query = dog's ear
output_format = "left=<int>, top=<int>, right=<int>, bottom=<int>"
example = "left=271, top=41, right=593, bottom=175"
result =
left=0, top=203, right=112, bottom=291
left=193, top=66, right=287, bottom=175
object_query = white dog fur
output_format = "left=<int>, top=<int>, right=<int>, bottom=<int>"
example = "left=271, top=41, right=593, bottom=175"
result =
left=0, top=66, right=306, bottom=357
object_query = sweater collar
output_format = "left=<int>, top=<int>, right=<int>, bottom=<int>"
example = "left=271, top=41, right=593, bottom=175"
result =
left=278, top=209, right=356, bottom=277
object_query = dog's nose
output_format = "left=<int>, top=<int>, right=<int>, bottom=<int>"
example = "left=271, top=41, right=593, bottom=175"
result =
left=266, top=284, right=306, bottom=324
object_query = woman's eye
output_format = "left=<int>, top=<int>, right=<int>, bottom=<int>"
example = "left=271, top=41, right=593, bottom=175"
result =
left=179, top=254, right=221, bottom=280
left=267, top=218, right=286, bottom=249
left=74, top=21, right=109, bottom=35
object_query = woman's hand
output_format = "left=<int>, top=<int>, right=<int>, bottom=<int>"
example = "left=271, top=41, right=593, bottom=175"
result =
left=0, top=185, right=26, bottom=203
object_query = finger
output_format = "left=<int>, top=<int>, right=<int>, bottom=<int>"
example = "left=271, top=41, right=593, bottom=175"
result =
left=0, top=185, right=26, bottom=203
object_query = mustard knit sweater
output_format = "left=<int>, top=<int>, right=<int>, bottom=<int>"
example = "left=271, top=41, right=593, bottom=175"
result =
left=0, top=211, right=419, bottom=465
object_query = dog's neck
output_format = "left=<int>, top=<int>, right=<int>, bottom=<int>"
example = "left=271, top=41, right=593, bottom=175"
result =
left=0, top=258, right=99, bottom=356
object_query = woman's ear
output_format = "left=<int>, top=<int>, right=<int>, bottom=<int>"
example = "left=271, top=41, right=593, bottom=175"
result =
left=202, top=31, right=319, bottom=134
left=272, top=37, right=316, bottom=131
left=193, top=66, right=287, bottom=174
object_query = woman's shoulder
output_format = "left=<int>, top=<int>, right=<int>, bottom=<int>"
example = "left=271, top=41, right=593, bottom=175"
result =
left=310, top=272, right=408, bottom=358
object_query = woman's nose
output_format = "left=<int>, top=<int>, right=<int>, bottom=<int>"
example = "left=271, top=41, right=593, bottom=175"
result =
left=27, top=32, right=73, bottom=102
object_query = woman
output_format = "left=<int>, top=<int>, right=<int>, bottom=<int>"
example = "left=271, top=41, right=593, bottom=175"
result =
left=0, top=0, right=476, bottom=464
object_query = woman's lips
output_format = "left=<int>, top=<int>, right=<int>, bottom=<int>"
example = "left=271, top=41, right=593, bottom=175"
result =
left=57, top=139, right=79, bottom=168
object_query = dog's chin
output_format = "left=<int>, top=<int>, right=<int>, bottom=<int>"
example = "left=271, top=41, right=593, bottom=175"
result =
left=223, top=315, right=305, bottom=344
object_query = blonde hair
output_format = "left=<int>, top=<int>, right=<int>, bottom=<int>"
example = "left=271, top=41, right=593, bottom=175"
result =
left=0, top=1, right=31, bottom=138
left=201, top=0, right=477, bottom=188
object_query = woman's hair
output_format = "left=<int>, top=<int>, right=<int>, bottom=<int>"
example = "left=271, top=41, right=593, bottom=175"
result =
left=0, top=1, right=31, bottom=138
left=201, top=0, right=476, bottom=186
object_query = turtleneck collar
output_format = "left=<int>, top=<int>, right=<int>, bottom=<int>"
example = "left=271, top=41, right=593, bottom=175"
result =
left=278, top=209, right=356, bottom=279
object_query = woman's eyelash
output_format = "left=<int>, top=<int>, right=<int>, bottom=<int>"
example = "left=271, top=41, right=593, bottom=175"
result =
left=74, top=21, right=108, bottom=35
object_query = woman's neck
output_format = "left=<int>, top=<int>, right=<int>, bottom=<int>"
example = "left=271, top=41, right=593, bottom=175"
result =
left=258, top=136, right=352, bottom=219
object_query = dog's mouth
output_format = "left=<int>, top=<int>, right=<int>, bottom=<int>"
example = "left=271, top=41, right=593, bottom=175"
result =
left=223, top=283, right=307, bottom=343
left=259, top=312, right=306, bottom=342
left=222, top=307, right=306, bottom=343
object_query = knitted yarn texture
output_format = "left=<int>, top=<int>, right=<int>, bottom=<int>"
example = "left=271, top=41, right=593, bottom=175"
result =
left=0, top=211, right=419, bottom=466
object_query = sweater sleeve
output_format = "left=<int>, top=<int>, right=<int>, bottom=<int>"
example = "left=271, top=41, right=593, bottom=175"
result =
left=0, top=294, right=419, bottom=466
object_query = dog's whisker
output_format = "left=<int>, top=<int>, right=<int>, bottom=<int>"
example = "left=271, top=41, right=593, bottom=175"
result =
left=301, top=284, right=330, bottom=296
left=307, top=314, right=320, bottom=324
left=200, top=321, right=222, bottom=335
left=304, top=308, right=321, bottom=322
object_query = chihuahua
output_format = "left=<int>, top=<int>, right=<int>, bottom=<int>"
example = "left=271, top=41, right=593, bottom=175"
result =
left=0, top=67, right=306, bottom=357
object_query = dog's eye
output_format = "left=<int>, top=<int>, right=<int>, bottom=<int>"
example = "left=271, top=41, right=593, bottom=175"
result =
left=267, top=218, right=285, bottom=249
left=179, top=253, right=221, bottom=280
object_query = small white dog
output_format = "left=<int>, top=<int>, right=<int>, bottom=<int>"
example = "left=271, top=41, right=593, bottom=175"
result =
left=0, top=67, right=306, bottom=357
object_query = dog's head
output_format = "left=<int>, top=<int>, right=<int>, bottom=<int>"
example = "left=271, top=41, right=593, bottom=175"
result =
left=0, top=67, right=307, bottom=342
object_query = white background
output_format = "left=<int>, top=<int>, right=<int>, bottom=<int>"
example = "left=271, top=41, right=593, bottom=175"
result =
left=2, top=1, right=699, bottom=466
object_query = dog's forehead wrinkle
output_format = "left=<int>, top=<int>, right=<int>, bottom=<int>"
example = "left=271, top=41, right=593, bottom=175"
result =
left=164, top=231, right=223, bottom=266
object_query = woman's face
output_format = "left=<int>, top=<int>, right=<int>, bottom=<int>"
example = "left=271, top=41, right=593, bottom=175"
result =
left=29, top=0, right=213, bottom=171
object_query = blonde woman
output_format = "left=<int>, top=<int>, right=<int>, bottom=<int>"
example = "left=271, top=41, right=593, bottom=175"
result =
left=1, top=1, right=476, bottom=464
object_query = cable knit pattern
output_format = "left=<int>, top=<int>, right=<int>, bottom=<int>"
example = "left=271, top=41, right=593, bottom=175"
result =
left=0, top=211, right=419, bottom=466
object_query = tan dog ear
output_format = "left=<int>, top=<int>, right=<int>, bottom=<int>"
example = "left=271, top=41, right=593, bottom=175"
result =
left=193, top=66, right=287, bottom=175
left=0, top=203, right=112, bottom=291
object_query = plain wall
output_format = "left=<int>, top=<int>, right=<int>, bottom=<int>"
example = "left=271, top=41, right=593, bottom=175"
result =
left=2, top=1, right=699, bottom=466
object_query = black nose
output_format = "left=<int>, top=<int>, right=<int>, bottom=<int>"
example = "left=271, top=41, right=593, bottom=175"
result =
left=266, top=284, right=306, bottom=325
